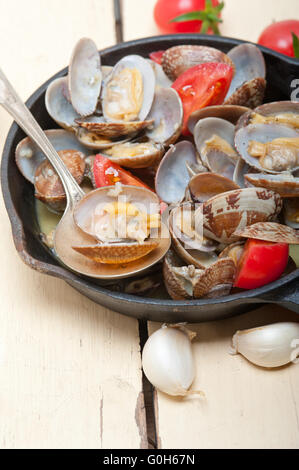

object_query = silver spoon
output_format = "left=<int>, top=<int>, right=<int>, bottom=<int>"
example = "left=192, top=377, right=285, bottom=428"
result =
left=0, top=68, right=170, bottom=279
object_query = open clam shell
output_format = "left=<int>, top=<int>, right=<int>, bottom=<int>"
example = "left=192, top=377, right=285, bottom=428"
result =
left=147, top=60, right=172, bottom=89
left=163, top=250, right=235, bottom=300
left=189, top=172, right=240, bottom=203
left=188, top=104, right=250, bottom=134
left=225, top=44, right=266, bottom=107
left=45, top=77, right=80, bottom=131
left=235, top=123, right=299, bottom=174
left=75, top=127, right=132, bottom=150
left=253, top=101, right=299, bottom=128
left=145, top=88, right=183, bottom=145
left=15, top=129, right=90, bottom=184
left=102, top=141, right=163, bottom=168
left=198, top=187, right=283, bottom=243
left=155, top=141, right=198, bottom=204
left=244, top=173, right=299, bottom=197
left=34, top=149, right=86, bottom=211
left=193, top=117, right=238, bottom=180
left=68, top=38, right=102, bottom=116
left=161, top=45, right=234, bottom=81
left=102, top=55, right=155, bottom=123
left=233, top=222, right=299, bottom=244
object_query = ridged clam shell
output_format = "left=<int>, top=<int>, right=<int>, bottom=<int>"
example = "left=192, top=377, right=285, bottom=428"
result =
left=198, top=188, right=283, bottom=243
left=188, top=104, right=249, bottom=134
left=161, top=45, right=234, bottom=81
left=34, top=149, right=86, bottom=211
left=15, top=129, right=90, bottom=184
left=244, top=173, right=299, bottom=197
left=72, top=240, right=159, bottom=264
left=68, top=38, right=102, bottom=116
left=75, top=127, right=132, bottom=149
left=189, top=172, right=240, bottom=203
left=155, top=141, right=197, bottom=204
left=234, top=123, right=299, bottom=174
left=45, top=77, right=80, bottom=131
left=233, top=222, right=299, bottom=244
left=224, top=77, right=266, bottom=108
left=225, top=43, right=266, bottom=104
left=192, top=258, right=236, bottom=299
left=75, top=115, right=153, bottom=138
left=145, top=88, right=183, bottom=145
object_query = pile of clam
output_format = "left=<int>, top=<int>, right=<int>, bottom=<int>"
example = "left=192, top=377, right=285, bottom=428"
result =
left=15, top=37, right=299, bottom=296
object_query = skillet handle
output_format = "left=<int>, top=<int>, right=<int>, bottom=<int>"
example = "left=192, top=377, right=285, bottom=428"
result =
left=252, top=278, right=299, bottom=314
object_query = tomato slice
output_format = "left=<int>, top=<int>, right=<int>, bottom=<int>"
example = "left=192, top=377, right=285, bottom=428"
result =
left=171, top=62, right=234, bottom=135
left=149, top=50, right=165, bottom=65
left=234, top=239, right=289, bottom=290
left=92, top=154, right=150, bottom=189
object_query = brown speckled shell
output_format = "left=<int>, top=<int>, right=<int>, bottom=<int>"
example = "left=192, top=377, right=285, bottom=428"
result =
left=224, top=77, right=266, bottom=108
left=244, top=173, right=299, bottom=197
left=72, top=241, right=159, bottom=264
left=193, top=258, right=235, bottom=299
left=34, top=149, right=86, bottom=211
left=233, top=222, right=299, bottom=244
left=162, top=45, right=235, bottom=81
left=75, top=119, right=153, bottom=138
left=199, top=188, right=283, bottom=243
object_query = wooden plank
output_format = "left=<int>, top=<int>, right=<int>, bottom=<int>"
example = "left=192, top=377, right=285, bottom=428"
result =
left=149, top=307, right=299, bottom=449
left=122, top=0, right=299, bottom=449
left=0, top=0, right=147, bottom=449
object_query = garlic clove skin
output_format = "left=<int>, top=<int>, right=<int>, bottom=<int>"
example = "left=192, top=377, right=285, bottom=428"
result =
left=142, top=324, right=200, bottom=397
left=230, top=322, right=299, bottom=368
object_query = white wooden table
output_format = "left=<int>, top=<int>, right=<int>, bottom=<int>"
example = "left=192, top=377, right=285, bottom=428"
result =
left=0, top=0, right=298, bottom=449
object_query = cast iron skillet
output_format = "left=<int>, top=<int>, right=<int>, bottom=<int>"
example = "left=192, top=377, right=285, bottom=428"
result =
left=1, top=34, right=299, bottom=322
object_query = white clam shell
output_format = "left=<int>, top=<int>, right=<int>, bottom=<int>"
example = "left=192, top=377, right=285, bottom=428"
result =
left=45, top=77, right=80, bottom=131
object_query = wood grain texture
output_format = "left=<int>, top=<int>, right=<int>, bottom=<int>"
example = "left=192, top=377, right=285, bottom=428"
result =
left=0, top=0, right=146, bottom=449
left=122, top=0, right=299, bottom=449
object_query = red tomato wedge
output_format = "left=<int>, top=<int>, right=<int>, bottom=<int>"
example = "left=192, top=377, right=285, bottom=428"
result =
left=171, top=62, right=234, bottom=135
left=149, top=50, right=165, bottom=65
left=234, top=239, right=289, bottom=290
left=92, top=154, right=150, bottom=189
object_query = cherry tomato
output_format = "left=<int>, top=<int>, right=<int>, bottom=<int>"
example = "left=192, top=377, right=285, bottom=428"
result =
left=171, top=62, right=233, bottom=135
left=234, top=239, right=289, bottom=290
left=258, top=20, right=299, bottom=57
left=154, top=0, right=221, bottom=34
left=92, top=154, right=150, bottom=189
left=149, top=50, right=165, bottom=65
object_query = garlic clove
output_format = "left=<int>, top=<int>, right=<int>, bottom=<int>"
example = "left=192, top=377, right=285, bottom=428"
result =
left=230, top=322, right=299, bottom=368
left=142, top=324, right=204, bottom=397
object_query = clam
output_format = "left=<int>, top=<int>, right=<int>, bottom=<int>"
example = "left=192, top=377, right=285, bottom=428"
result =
left=225, top=44, right=266, bottom=108
left=15, top=129, right=90, bottom=184
left=155, top=141, right=198, bottom=204
left=101, top=141, right=164, bottom=168
left=72, top=185, right=168, bottom=264
left=233, top=157, right=253, bottom=188
left=197, top=187, right=283, bottom=243
left=193, top=117, right=238, bottom=180
left=75, top=114, right=153, bottom=138
left=233, top=222, right=299, bottom=244
left=34, top=149, right=86, bottom=211
left=147, top=60, right=172, bottom=89
left=169, top=204, right=219, bottom=269
left=75, top=127, right=132, bottom=150
left=45, top=77, right=80, bottom=131
left=68, top=38, right=102, bottom=116
left=244, top=173, right=299, bottom=197
left=235, top=123, right=299, bottom=173
left=188, top=104, right=250, bottom=134
left=161, top=45, right=234, bottom=81
left=218, top=242, right=245, bottom=266
left=250, top=101, right=299, bottom=129
left=102, top=55, right=155, bottom=124
left=163, top=250, right=235, bottom=300
left=189, top=172, right=240, bottom=202
left=283, top=198, right=299, bottom=229
left=145, top=88, right=183, bottom=145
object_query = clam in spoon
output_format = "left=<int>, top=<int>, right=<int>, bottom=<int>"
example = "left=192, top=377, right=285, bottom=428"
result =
left=0, top=68, right=170, bottom=279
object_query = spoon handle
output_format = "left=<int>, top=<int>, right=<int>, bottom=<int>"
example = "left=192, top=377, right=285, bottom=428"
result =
left=0, top=67, right=84, bottom=206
